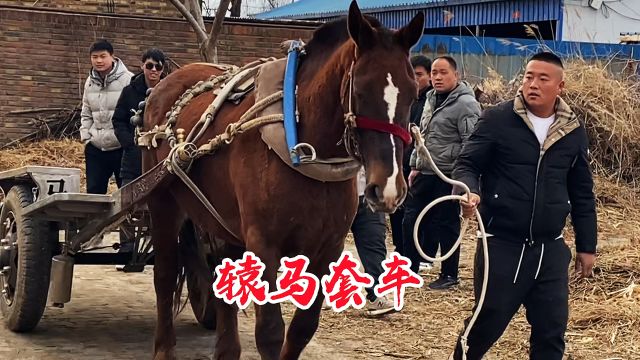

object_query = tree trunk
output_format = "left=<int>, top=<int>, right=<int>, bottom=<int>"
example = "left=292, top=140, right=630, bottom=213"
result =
left=230, top=0, right=242, bottom=17
left=201, top=0, right=232, bottom=63
left=169, top=0, right=232, bottom=63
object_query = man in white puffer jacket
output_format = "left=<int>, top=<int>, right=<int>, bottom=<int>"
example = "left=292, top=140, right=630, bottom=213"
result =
left=80, top=39, right=133, bottom=194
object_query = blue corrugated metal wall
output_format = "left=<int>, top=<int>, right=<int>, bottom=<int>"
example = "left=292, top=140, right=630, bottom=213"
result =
left=414, top=34, right=640, bottom=59
left=413, top=34, right=640, bottom=79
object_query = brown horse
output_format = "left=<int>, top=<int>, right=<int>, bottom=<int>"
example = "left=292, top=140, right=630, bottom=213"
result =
left=142, top=2, right=424, bottom=359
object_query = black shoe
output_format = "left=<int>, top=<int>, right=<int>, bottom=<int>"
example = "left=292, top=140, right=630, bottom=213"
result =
left=428, top=275, right=459, bottom=290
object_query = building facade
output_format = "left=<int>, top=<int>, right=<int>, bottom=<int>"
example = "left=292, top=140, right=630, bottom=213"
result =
left=562, top=0, right=640, bottom=44
left=255, top=0, right=640, bottom=79
left=256, top=0, right=640, bottom=45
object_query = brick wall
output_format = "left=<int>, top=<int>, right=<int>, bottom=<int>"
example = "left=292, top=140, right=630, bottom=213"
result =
left=0, top=6, right=317, bottom=144
left=0, top=0, right=181, bottom=17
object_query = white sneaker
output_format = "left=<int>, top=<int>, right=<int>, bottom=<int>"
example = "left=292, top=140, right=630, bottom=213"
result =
left=365, top=295, right=397, bottom=316
left=419, top=262, right=433, bottom=274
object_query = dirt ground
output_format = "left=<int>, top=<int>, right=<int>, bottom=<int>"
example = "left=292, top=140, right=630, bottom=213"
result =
left=0, top=263, right=349, bottom=360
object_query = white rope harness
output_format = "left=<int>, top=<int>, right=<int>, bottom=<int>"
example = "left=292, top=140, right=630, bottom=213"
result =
left=410, top=125, right=489, bottom=360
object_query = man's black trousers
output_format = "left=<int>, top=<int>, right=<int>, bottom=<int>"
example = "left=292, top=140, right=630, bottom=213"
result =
left=453, top=236, right=572, bottom=360
left=402, top=173, right=461, bottom=276
left=85, top=143, right=122, bottom=194
left=351, top=196, right=387, bottom=302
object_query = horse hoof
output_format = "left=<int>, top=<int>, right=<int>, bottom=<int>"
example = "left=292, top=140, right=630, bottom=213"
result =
left=153, top=349, right=177, bottom=360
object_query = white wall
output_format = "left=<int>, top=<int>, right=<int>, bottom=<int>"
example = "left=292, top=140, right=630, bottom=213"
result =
left=562, top=0, right=640, bottom=43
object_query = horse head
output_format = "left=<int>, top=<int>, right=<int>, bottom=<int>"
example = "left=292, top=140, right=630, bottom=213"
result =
left=344, top=1, right=424, bottom=212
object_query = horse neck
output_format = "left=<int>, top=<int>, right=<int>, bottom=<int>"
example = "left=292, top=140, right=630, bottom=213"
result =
left=296, top=43, right=355, bottom=158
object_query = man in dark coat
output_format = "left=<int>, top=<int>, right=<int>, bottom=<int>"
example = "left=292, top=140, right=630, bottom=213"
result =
left=111, top=48, right=166, bottom=254
left=112, top=48, right=166, bottom=185
left=451, top=52, right=597, bottom=360
left=389, top=55, right=432, bottom=257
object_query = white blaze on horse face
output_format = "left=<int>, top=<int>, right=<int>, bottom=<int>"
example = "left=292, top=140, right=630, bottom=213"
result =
left=382, top=73, right=400, bottom=204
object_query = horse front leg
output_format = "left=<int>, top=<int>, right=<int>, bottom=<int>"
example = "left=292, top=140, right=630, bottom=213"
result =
left=212, top=298, right=241, bottom=359
left=280, top=238, right=344, bottom=360
left=248, top=233, right=285, bottom=360
left=149, top=197, right=183, bottom=360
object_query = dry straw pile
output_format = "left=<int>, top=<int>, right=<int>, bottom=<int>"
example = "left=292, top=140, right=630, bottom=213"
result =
left=0, top=139, right=84, bottom=173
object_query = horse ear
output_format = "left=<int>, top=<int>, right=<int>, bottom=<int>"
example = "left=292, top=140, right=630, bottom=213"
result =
left=348, top=0, right=375, bottom=50
left=395, top=11, right=425, bottom=51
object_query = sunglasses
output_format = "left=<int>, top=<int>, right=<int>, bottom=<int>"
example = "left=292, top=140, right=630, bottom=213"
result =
left=145, top=62, right=163, bottom=71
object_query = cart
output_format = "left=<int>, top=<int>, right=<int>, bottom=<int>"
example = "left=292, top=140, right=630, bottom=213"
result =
left=0, top=164, right=214, bottom=332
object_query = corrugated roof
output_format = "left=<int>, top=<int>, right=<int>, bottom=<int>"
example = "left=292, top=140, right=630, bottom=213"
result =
left=254, top=0, right=443, bottom=19
left=368, top=0, right=561, bottom=29
left=255, top=0, right=562, bottom=31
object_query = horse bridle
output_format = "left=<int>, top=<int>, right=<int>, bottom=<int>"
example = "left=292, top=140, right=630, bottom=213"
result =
left=341, top=58, right=413, bottom=162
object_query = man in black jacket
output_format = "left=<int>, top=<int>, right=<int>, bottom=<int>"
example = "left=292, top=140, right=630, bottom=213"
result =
left=112, top=48, right=166, bottom=254
left=389, top=55, right=432, bottom=257
left=112, top=48, right=166, bottom=185
left=451, top=52, right=597, bottom=360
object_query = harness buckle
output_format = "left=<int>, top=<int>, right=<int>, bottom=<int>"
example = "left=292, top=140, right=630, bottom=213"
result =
left=291, top=143, right=317, bottom=163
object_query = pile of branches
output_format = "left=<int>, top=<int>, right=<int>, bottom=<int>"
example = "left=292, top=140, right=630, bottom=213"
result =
left=1, top=106, right=81, bottom=150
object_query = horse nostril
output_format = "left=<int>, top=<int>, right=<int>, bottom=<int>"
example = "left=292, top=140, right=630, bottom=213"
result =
left=364, top=184, right=383, bottom=203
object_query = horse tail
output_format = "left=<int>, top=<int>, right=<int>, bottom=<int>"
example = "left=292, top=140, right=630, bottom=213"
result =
left=174, top=219, right=214, bottom=321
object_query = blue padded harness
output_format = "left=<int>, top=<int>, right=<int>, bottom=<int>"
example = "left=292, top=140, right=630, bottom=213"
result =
left=283, top=40, right=304, bottom=166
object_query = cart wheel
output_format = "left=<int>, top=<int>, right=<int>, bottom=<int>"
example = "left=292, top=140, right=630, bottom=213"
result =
left=180, top=221, right=216, bottom=330
left=186, top=271, right=217, bottom=330
left=0, top=185, right=52, bottom=332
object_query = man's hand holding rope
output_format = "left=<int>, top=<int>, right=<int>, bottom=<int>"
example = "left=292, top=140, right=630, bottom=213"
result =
left=460, top=193, right=481, bottom=219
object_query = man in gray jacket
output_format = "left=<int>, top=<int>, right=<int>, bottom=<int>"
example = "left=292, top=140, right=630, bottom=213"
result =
left=80, top=39, right=133, bottom=194
left=402, top=56, right=481, bottom=289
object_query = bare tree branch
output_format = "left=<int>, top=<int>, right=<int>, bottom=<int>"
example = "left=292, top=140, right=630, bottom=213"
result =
left=168, top=0, right=232, bottom=62
left=204, top=0, right=233, bottom=62
left=167, top=0, right=207, bottom=43
left=185, top=0, right=205, bottom=30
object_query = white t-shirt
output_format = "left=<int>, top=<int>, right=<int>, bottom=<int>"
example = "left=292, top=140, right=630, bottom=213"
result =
left=527, top=110, right=555, bottom=146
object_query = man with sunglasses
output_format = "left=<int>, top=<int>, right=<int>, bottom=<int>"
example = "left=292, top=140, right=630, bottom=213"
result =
left=112, top=48, right=166, bottom=186
left=112, top=48, right=166, bottom=253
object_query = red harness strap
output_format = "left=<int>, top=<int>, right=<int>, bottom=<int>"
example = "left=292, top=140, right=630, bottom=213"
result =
left=355, top=116, right=412, bottom=146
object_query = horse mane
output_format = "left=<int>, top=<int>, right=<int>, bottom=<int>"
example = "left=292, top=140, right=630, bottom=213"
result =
left=302, top=15, right=384, bottom=61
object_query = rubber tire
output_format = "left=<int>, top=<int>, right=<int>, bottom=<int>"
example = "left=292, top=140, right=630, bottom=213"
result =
left=0, top=185, right=52, bottom=332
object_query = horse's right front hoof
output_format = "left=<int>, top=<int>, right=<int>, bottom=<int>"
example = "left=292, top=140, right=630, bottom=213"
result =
left=153, top=349, right=177, bottom=360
